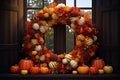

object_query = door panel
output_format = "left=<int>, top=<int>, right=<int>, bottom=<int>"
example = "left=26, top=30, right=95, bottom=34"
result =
left=0, top=11, right=18, bottom=44
left=0, top=0, right=24, bottom=73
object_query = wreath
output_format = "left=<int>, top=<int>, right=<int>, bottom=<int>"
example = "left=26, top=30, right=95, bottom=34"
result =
left=21, top=3, right=99, bottom=74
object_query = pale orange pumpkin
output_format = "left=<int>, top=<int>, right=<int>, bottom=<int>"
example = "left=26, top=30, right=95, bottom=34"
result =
left=19, top=58, right=34, bottom=71
left=103, top=65, right=113, bottom=74
left=30, top=65, right=40, bottom=74
left=77, top=64, right=89, bottom=74
left=91, top=57, right=105, bottom=69
left=10, top=64, right=19, bottom=73
left=40, top=67, right=49, bottom=74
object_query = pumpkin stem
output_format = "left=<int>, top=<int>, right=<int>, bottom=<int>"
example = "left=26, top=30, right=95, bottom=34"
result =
left=25, top=57, right=28, bottom=60
left=96, top=57, right=99, bottom=59
left=15, top=64, right=18, bottom=66
left=82, top=63, right=86, bottom=66
left=106, top=64, right=109, bottom=66
left=35, top=65, right=37, bottom=67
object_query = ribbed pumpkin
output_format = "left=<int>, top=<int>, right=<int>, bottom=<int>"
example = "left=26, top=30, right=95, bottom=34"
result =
left=89, top=66, right=98, bottom=75
left=30, top=65, right=40, bottom=74
left=10, top=64, right=19, bottom=73
left=91, top=57, right=105, bottom=69
left=19, top=58, right=34, bottom=71
left=49, top=61, right=57, bottom=69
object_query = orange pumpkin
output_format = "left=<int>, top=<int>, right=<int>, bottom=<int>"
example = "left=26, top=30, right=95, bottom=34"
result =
left=40, top=67, right=49, bottom=74
left=89, top=66, right=98, bottom=75
left=49, top=2, right=57, bottom=8
left=10, top=64, right=19, bottom=73
left=19, top=58, right=34, bottom=71
left=77, top=64, right=89, bottom=74
left=91, top=57, right=105, bottom=69
left=30, top=65, right=40, bottom=74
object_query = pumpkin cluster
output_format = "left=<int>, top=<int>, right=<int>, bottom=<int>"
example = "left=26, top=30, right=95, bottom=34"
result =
left=10, top=3, right=113, bottom=74
left=10, top=57, right=113, bottom=75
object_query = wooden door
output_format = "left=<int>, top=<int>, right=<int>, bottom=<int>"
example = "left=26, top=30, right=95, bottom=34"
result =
left=0, top=0, right=24, bottom=73
left=93, top=0, right=120, bottom=73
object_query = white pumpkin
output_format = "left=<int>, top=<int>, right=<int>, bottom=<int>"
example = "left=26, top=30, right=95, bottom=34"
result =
left=49, top=61, right=57, bottom=69
left=70, top=60, right=78, bottom=68
left=48, top=27, right=52, bottom=30
left=40, top=26, right=46, bottom=33
left=62, top=58, right=68, bottom=64
left=77, top=17, right=85, bottom=25
left=35, top=45, right=42, bottom=51
left=32, top=23, right=39, bottom=30
left=52, top=13, right=58, bottom=20
left=44, top=25, right=49, bottom=31
left=93, top=35, right=97, bottom=41
left=40, top=55, right=45, bottom=61
left=56, top=3, right=65, bottom=8
left=71, top=23, right=76, bottom=28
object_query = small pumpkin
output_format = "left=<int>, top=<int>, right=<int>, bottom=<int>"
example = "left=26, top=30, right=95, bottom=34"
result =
left=40, top=55, right=46, bottom=61
left=10, top=64, right=19, bottom=73
left=72, top=70, right=78, bottom=74
left=76, top=39, right=82, bottom=47
left=19, top=58, right=34, bottom=71
left=30, top=65, right=40, bottom=74
left=91, top=57, right=105, bottom=69
left=20, top=70, right=28, bottom=75
left=49, top=61, right=57, bottom=69
left=62, top=58, right=68, bottom=64
left=98, top=69, right=104, bottom=74
left=70, top=60, right=78, bottom=68
left=40, top=66, right=49, bottom=74
left=65, top=54, right=72, bottom=61
left=77, top=64, right=89, bottom=74
left=89, top=66, right=98, bottom=75
left=103, top=65, right=113, bottom=74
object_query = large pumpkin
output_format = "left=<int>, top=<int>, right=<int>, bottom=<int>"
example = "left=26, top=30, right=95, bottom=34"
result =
left=30, top=65, right=40, bottom=74
left=91, top=57, right=105, bottom=69
left=19, top=58, right=34, bottom=71
left=10, top=64, right=20, bottom=73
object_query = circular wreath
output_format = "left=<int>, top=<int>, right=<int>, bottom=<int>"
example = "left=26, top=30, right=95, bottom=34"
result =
left=22, top=3, right=99, bottom=73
